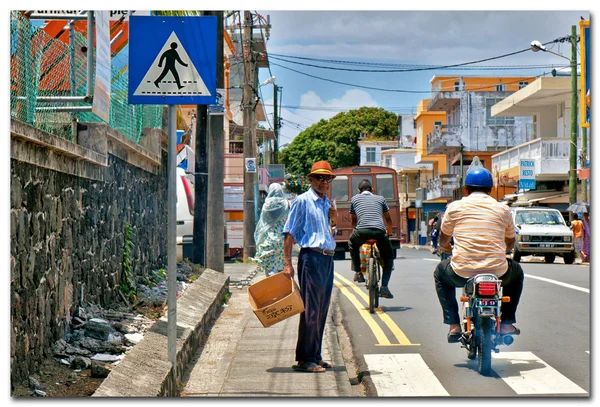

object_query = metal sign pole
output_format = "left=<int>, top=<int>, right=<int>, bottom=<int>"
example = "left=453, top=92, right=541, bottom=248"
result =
left=167, top=105, right=178, bottom=379
left=129, top=15, right=218, bottom=383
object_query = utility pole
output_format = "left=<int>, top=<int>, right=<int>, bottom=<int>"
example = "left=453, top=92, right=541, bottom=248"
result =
left=193, top=104, right=208, bottom=265
left=581, top=127, right=588, bottom=202
left=206, top=10, right=225, bottom=272
left=192, top=11, right=211, bottom=266
left=569, top=25, right=579, bottom=205
left=416, top=170, right=421, bottom=245
left=242, top=10, right=257, bottom=260
left=273, top=83, right=279, bottom=163
left=459, top=143, right=464, bottom=199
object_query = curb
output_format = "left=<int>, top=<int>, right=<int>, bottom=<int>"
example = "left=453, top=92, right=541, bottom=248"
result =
left=326, top=293, right=354, bottom=397
left=334, top=289, right=378, bottom=397
left=92, top=269, right=229, bottom=397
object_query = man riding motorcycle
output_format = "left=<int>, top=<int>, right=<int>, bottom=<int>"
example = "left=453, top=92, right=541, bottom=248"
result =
left=433, top=164, right=524, bottom=343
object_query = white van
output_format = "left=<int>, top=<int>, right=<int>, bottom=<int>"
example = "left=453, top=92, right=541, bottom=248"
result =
left=176, top=167, right=229, bottom=261
left=176, top=167, right=195, bottom=260
left=510, top=206, right=575, bottom=264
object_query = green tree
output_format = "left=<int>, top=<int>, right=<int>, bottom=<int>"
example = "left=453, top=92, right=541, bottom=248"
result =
left=279, top=107, right=398, bottom=175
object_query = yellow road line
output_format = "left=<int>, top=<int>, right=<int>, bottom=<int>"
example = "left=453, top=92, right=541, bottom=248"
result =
left=335, top=272, right=420, bottom=346
left=333, top=280, right=392, bottom=346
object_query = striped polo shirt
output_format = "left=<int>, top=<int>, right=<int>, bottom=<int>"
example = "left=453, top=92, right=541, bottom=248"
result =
left=349, top=191, right=389, bottom=232
left=441, top=192, right=516, bottom=278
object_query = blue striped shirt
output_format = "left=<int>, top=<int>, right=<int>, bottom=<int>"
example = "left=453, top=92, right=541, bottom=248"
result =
left=283, top=188, right=336, bottom=251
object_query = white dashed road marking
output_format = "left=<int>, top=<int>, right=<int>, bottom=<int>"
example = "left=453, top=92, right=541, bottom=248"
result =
left=492, top=352, right=588, bottom=395
left=364, top=354, right=449, bottom=397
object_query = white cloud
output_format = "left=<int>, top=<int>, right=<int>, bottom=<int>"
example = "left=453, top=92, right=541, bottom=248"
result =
left=265, top=10, right=589, bottom=64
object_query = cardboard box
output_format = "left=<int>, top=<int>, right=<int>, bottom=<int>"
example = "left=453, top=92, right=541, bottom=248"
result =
left=248, top=272, right=304, bottom=328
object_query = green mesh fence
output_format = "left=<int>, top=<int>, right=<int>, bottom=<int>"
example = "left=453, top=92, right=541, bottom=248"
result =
left=10, top=11, right=163, bottom=143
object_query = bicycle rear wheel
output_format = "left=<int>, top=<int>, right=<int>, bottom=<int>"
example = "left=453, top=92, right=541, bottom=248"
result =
left=368, top=258, right=376, bottom=313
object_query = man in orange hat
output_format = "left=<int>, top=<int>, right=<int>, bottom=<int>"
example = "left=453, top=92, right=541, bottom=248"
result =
left=283, top=160, right=338, bottom=373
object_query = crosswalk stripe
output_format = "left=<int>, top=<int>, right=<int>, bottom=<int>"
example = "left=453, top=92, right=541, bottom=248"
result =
left=364, top=354, right=449, bottom=397
left=492, top=352, right=587, bottom=395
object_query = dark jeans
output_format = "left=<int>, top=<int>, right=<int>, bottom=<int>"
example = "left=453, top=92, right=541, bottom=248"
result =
left=431, top=236, right=439, bottom=249
left=295, top=248, right=334, bottom=364
left=349, top=228, right=394, bottom=286
left=433, top=258, right=524, bottom=325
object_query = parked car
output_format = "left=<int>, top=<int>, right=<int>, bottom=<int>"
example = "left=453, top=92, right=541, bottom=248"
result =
left=176, top=167, right=229, bottom=261
left=510, top=206, right=575, bottom=264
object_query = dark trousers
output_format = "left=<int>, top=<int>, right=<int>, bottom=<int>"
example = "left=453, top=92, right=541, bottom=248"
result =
left=295, top=248, right=334, bottom=363
left=431, top=236, right=439, bottom=249
left=433, top=258, right=524, bottom=325
left=349, top=228, right=394, bottom=286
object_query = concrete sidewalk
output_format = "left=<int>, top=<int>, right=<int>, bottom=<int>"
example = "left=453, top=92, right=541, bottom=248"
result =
left=180, top=267, right=354, bottom=397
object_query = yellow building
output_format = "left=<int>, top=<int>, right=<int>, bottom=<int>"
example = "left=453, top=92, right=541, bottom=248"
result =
left=416, top=75, right=537, bottom=205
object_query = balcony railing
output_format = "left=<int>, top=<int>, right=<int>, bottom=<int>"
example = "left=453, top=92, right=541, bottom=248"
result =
left=491, top=138, right=570, bottom=178
left=229, top=141, right=243, bottom=154
left=426, top=174, right=459, bottom=200
left=427, top=124, right=461, bottom=155
left=428, top=90, right=462, bottom=112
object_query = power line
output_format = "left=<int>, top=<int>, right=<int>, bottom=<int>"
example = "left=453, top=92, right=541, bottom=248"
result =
left=269, top=54, right=568, bottom=73
left=270, top=62, right=433, bottom=93
left=267, top=36, right=571, bottom=71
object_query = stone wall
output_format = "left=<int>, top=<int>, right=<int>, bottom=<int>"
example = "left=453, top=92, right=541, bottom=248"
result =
left=10, top=120, right=168, bottom=384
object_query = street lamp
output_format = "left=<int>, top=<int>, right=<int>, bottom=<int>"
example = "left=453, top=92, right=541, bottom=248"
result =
left=260, top=75, right=276, bottom=87
left=531, top=29, right=578, bottom=205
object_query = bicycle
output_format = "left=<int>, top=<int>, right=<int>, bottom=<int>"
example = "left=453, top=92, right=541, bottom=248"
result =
left=363, top=239, right=382, bottom=314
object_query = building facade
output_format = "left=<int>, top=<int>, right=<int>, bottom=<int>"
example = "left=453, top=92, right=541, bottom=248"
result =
left=490, top=77, right=582, bottom=210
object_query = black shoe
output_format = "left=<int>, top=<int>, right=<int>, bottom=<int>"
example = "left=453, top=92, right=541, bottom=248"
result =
left=447, top=331, right=462, bottom=343
left=379, top=286, right=394, bottom=299
left=354, top=272, right=365, bottom=283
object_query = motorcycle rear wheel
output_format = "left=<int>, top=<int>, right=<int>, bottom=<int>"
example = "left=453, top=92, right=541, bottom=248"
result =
left=478, top=317, right=493, bottom=376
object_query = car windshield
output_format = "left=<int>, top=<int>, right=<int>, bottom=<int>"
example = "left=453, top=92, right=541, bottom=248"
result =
left=515, top=210, right=565, bottom=226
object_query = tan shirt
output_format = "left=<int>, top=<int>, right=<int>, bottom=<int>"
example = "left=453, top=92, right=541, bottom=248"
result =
left=441, top=192, right=516, bottom=278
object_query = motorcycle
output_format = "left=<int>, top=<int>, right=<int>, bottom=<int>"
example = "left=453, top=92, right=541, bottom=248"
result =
left=457, top=274, right=513, bottom=376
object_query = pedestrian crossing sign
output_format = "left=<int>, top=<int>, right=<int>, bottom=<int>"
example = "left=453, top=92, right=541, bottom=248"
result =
left=128, top=15, right=217, bottom=105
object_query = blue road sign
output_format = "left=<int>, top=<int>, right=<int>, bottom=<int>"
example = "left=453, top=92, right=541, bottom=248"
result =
left=519, top=179, right=536, bottom=191
left=128, top=16, right=217, bottom=105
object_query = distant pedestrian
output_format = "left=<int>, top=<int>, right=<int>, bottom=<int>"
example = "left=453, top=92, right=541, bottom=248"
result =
left=430, top=216, right=440, bottom=253
left=582, top=212, right=590, bottom=262
left=251, top=183, right=290, bottom=276
left=571, top=213, right=584, bottom=263
left=283, top=161, right=337, bottom=373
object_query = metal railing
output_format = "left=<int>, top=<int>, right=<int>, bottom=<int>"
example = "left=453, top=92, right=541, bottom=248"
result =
left=426, top=124, right=461, bottom=154
left=491, top=138, right=570, bottom=176
left=426, top=174, right=459, bottom=200
left=10, top=11, right=163, bottom=143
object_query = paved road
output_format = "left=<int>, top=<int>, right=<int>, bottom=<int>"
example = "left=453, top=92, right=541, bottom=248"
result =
left=333, top=249, right=590, bottom=397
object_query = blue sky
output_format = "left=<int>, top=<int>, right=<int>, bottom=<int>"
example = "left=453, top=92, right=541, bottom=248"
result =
left=251, top=9, right=590, bottom=147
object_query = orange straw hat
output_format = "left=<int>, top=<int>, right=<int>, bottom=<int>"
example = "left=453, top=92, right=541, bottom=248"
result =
left=308, top=161, right=336, bottom=179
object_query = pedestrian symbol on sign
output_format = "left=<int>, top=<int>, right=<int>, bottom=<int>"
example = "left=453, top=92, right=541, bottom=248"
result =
left=154, top=42, right=188, bottom=89
left=133, top=32, right=211, bottom=97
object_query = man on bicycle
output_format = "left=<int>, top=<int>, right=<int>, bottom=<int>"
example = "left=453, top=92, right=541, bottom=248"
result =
left=349, top=179, right=395, bottom=298
left=434, top=163, right=524, bottom=343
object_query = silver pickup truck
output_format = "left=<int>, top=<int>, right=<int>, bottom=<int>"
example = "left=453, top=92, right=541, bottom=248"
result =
left=511, top=207, right=575, bottom=264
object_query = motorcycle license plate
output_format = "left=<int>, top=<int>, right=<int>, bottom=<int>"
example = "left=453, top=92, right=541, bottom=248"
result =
left=476, top=299, right=498, bottom=307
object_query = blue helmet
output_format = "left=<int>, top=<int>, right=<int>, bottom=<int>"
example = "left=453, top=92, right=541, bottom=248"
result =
left=465, top=167, right=493, bottom=188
